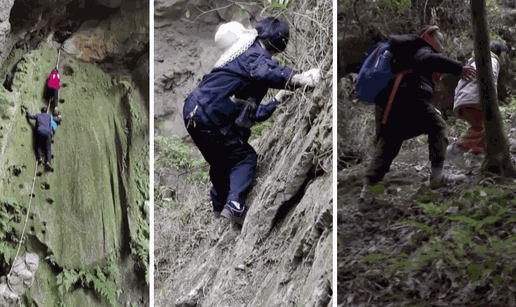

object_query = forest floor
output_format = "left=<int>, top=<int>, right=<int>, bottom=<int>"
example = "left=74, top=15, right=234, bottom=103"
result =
left=337, top=96, right=516, bottom=306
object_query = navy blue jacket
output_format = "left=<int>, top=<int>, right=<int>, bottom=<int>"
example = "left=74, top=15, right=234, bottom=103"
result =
left=184, top=40, right=296, bottom=143
left=27, top=112, right=62, bottom=134
left=376, top=34, right=463, bottom=105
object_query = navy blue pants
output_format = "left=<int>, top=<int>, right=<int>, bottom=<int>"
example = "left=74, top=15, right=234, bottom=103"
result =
left=186, top=124, right=257, bottom=211
left=36, top=129, right=52, bottom=163
left=52, top=88, right=58, bottom=105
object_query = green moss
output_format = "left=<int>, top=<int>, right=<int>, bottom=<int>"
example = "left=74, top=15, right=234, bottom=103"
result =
left=0, top=42, right=148, bottom=306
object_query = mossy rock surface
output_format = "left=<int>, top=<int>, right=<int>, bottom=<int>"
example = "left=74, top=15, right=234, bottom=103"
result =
left=0, top=42, right=148, bottom=305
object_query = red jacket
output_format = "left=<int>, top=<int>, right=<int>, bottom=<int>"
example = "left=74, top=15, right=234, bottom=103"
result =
left=48, top=71, right=60, bottom=89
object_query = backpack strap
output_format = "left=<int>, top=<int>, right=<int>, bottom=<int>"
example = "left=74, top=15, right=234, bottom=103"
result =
left=381, top=69, right=413, bottom=124
left=369, top=45, right=381, bottom=60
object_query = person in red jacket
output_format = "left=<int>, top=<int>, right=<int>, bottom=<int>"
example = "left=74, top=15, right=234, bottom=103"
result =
left=47, top=69, right=60, bottom=106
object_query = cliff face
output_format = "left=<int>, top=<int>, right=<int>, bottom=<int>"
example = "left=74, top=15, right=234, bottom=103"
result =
left=0, top=1, right=149, bottom=306
left=154, top=0, right=333, bottom=306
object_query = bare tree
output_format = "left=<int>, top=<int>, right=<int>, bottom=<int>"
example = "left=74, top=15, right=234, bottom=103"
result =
left=470, top=0, right=516, bottom=178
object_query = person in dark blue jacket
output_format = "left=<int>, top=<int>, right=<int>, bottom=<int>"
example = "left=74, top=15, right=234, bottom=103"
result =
left=26, top=106, right=62, bottom=171
left=183, top=17, right=321, bottom=225
left=359, top=25, right=476, bottom=208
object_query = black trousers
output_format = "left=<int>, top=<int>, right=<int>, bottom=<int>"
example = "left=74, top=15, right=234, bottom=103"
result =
left=365, top=96, right=448, bottom=185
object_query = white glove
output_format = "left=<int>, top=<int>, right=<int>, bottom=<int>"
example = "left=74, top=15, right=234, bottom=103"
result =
left=292, top=68, right=321, bottom=87
left=275, top=90, right=294, bottom=103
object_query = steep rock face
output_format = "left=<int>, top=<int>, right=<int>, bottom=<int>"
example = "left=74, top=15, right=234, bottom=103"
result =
left=155, top=0, right=333, bottom=304
left=1, top=0, right=149, bottom=72
left=153, top=0, right=263, bottom=138
left=154, top=20, right=218, bottom=138
left=0, top=20, right=148, bottom=307
left=0, top=0, right=14, bottom=47
left=158, top=80, right=333, bottom=307
left=61, top=2, right=148, bottom=63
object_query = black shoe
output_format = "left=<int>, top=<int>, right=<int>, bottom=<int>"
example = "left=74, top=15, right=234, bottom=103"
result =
left=220, top=201, right=248, bottom=225
left=45, top=162, right=54, bottom=172
left=37, top=158, right=43, bottom=165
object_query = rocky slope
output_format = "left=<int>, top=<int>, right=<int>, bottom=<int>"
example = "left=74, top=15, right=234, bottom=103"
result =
left=0, top=0, right=149, bottom=305
left=154, top=0, right=333, bottom=306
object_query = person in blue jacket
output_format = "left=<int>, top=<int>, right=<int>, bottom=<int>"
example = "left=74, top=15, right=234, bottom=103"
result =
left=26, top=106, right=62, bottom=171
left=183, top=17, right=321, bottom=225
left=50, top=108, right=62, bottom=144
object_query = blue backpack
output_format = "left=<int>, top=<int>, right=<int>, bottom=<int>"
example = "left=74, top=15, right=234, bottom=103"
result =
left=355, top=41, right=395, bottom=103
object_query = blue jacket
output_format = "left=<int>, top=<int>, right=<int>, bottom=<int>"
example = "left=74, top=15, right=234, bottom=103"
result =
left=27, top=112, right=62, bottom=134
left=51, top=115, right=57, bottom=132
left=184, top=40, right=296, bottom=143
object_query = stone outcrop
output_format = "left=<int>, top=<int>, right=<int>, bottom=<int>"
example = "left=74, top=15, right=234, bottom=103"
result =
left=155, top=0, right=333, bottom=303
left=0, top=1, right=149, bottom=305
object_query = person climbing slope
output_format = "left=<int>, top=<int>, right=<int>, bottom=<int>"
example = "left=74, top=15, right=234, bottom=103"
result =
left=446, top=41, right=508, bottom=164
left=359, top=25, right=476, bottom=208
left=26, top=106, right=62, bottom=171
left=47, top=69, right=60, bottom=106
left=183, top=18, right=321, bottom=225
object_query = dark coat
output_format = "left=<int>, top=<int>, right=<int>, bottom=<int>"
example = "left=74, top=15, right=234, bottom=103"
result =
left=27, top=112, right=62, bottom=134
left=183, top=40, right=296, bottom=145
left=376, top=34, right=463, bottom=106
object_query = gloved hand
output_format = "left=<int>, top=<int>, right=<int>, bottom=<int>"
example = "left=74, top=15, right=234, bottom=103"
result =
left=291, top=68, right=321, bottom=87
left=275, top=90, right=294, bottom=103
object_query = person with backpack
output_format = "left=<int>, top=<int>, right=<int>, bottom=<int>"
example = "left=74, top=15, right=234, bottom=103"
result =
left=47, top=69, right=60, bottom=106
left=26, top=106, right=62, bottom=171
left=183, top=18, right=321, bottom=225
left=358, top=25, right=476, bottom=207
left=446, top=41, right=508, bottom=163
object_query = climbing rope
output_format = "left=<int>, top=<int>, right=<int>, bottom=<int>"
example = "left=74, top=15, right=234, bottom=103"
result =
left=56, top=49, right=61, bottom=70
left=5, top=49, right=60, bottom=298
left=6, top=158, right=38, bottom=296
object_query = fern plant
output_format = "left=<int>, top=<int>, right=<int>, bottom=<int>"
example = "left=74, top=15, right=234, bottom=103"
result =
left=56, top=250, right=122, bottom=306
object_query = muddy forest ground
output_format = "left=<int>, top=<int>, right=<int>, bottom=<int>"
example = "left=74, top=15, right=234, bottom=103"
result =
left=337, top=0, right=516, bottom=304
left=337, top=48, right=516, bottom=307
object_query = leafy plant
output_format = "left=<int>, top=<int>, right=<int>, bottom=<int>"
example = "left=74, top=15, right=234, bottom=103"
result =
left=154, top=135, right=208, bottom=182
left=56, top=250, right=122, bottom=306
left=130, top=201, right=149, bottom=285
left=266, top=0, right=291, bottom=10
left=0, top=197, right=24, bottom=268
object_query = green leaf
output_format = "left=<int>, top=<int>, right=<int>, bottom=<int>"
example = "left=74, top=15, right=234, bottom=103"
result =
left=270, top=2, right=287, bottom=9
left=368, top=184, right=385, bottom=195
left=364, top=253, right=383, bottom=261
left=493, top=276, right=503, bottom=285
left=185, top=10, right=190, bottom=19
left=475, top=244, right=488, bottom=254
left=467, top=264, right=483, bottom=280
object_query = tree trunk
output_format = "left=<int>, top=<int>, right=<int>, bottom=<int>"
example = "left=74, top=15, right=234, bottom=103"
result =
left=470, top=0, right=516, bottom=178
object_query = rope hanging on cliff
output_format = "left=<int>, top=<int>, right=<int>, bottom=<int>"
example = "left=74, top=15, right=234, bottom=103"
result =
left=7, top=158, right=38, bottom=295
left=56, top=49, right=61, bottom=70
left=5, top=49, right=60, bottom=297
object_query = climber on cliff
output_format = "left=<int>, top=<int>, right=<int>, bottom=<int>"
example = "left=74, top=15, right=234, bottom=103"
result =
left=446, top=41, right=508, bottom=165
left=359, top=25, right=476, bottom=208
left=50, top=108, right=62, bottom=144
left=183, top=18, right=322, bottom=225
left=47, top=69, right=60, bottom=107
left=26, top=106, right=62, bottom=172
